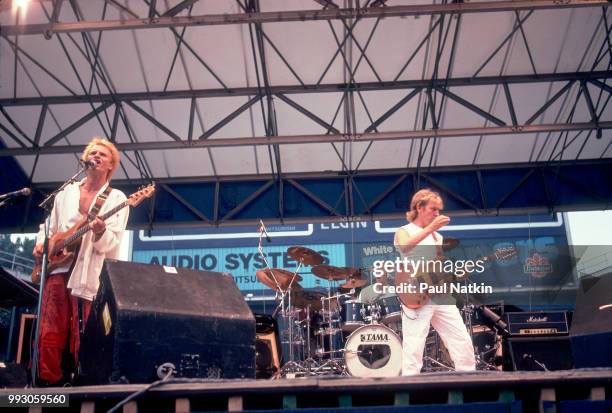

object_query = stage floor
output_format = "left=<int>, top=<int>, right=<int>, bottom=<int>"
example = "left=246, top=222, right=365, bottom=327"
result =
left=1, top=369, right=611, bottom=412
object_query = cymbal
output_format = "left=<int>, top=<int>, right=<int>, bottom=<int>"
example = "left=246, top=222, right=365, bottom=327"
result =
left=442, top=237, right=460, bottom=252
left=339, top=278, right=367, bottom=290
left=287, top=246, right=324, bottom=266
left=255, top=268, right=302, bottom=291
left=312, top=265, right=359, bottom=281
left=291, top=290, right=324, bottom=311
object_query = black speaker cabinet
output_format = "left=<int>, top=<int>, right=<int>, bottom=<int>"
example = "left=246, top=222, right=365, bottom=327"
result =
left=79, top=260, right=255, bottom=384
left=504, top=336, right=573, bottom=371
left=570, top=274, right=612, bottom=368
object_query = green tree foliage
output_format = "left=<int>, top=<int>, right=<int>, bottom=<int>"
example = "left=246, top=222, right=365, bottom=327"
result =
left=0, top=234, right=35, bottom=258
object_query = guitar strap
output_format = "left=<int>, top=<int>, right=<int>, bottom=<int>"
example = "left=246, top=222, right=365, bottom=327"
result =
left=76, top=185, right=113, bottom=336
left=87, top=185, right=113, bottom=222
left=432, top=232, right=442, bottom=256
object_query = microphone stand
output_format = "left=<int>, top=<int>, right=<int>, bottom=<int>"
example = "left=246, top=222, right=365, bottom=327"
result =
left=31, top=165, right=87, bottom=387
left=0, top=197, right=13, bottom=209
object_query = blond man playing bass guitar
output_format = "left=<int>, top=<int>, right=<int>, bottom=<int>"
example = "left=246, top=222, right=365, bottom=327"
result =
left=394, top=189, right=475, bottom=375
left=32, top=137, right=129, bottom=386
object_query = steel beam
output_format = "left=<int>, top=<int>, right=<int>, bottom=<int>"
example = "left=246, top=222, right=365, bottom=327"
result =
left=163, top=0, right=199, bottom=17
left=124, top=101, right=183, bottom=142
left=2, top=1, right=608, bottom=36
left=158, top=182, right=210, bottom=222
left=275, top=93, right=340, bottom=134
left=198, top=95, right=262, bottom=140
left=7, top=160, right=606, bottom=231
left=436, top=87, right=507, bottom=126
left=27, top=158, right=611, bottom=187
left=2, top=121, right=610, bottom=156
left=286, top=178, right=340, bottom=216
left=219, top=179, right=275, bottom=222
left=589, top=78, right=612, bottom=95
left=33, top=104, right=48, bottom=146
left=3, top=71, right=607, bottom=107
left=43, top=101, right=113, bottom=146
left=364, top=88, right=422, bottom=133
left=525, top=81, right=575, bottom=125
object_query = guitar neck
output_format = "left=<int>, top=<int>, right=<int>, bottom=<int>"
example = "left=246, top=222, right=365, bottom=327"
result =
left=65, top=200, right=129, bottom=245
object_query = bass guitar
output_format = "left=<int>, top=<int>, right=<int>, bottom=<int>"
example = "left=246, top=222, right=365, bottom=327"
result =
left=32, top=184, right=155, bottom=283
left=395, top=247, right=517, bottom=309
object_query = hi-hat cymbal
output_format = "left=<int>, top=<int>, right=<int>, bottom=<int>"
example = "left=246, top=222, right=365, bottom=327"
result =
left=291, top=290, right=324, bottom=311
left=442, top=237, right=460, bottom=252
left=311, top=265, right=359, bottom=281
left=256, top=268, right=302, bottom=291
left=339, top=278, right=367, bottom=290
left=287, top=246, right=324, bottom=266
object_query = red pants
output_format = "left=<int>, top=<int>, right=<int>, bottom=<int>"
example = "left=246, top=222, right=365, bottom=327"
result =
left=38, top=272, right=92, bottom=383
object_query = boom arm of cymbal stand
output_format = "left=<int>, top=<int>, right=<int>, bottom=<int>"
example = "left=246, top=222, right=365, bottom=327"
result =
left=256, top=227, right=285, bottom=294
left=256, top=226, right=286, bottom=320
left=287, top=261, right=302, bottom=291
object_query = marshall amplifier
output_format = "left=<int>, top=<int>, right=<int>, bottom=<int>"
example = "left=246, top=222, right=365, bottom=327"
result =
left=504, top=311, right=569, bottom=336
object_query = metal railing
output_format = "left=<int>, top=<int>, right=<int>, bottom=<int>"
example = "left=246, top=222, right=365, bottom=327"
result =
left=0, top=250, right=34, bottom=280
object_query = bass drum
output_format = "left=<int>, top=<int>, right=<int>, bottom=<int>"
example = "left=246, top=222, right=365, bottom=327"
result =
left=344, top=324, right=402, bottom=377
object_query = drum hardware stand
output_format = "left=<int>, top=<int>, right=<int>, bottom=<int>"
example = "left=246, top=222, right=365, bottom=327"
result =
left=299, top=305, right=320, bottom=376
left=460, top=281, right=493, bottom=371
left=462, top=302, right=503, bottom=371
left=275, top=271, right=308, bottom=378
left=313, top=357, right=346, bottom=376
left=474, top=336, right=502, bottom=370
left=318, top=281, right=341, bottom=362
left=422, top=334, right=454, bottom=372
left=257, top=224, right=307, bottom=378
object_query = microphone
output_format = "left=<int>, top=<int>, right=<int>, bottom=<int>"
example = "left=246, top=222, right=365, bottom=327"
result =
left=81, top=159, right=96, bottom=168
left=480, top=305, right=508, bottom=333
left=258, top=219, right=272, bottom=243
left=0, top=187, right=31, bottom=200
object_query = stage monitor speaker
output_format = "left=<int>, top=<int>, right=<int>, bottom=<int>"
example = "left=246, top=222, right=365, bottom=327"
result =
left=504, top=336, right=573, bottom=371
left=254, top=314, right=279, bottom=379
left=570, top=273, right=612, bottom=368
left=79, top=260, right=255, bottom=384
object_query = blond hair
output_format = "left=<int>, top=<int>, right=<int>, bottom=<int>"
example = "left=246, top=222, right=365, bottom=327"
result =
left=81, top=137, right=120, bottom=181
left=407, top=189, right=442, bottom=222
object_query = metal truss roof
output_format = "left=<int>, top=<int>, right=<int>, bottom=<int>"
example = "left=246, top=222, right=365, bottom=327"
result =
left=0, top=0, right=611, bottom=231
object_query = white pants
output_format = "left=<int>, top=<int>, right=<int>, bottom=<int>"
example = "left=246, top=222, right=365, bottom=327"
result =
left=401, top=304, right=476, bottom=375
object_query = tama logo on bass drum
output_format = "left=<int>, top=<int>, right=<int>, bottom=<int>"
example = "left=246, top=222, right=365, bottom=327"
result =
left=360, top=333, right=389, bottom=342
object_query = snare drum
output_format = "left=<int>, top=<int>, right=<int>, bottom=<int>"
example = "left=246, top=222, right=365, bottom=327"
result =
left=344, top=324, right=402, bottom=377
left=377, top=295, right=402, bottom=325
left=341, top=300, right=369, bottom=332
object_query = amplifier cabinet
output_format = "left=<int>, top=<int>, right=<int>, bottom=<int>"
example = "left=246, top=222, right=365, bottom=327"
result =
left=504, top=311, right=569, bottom=336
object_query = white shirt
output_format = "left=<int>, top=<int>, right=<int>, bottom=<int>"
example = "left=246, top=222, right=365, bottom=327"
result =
left=37, top=179, right=128, bottom=301
left=394, top=222, right=453, bottom=305
left=395, top=222, right=443, bottom=260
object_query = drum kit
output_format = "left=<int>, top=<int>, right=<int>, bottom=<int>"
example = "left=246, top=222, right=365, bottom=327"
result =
left=254, top=245, right=406, bottom=378
left=254, top=229, right=502, bottom=378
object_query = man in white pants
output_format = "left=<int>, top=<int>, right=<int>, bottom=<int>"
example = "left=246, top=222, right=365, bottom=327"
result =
left=394, top=189, right=475, bottom=375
